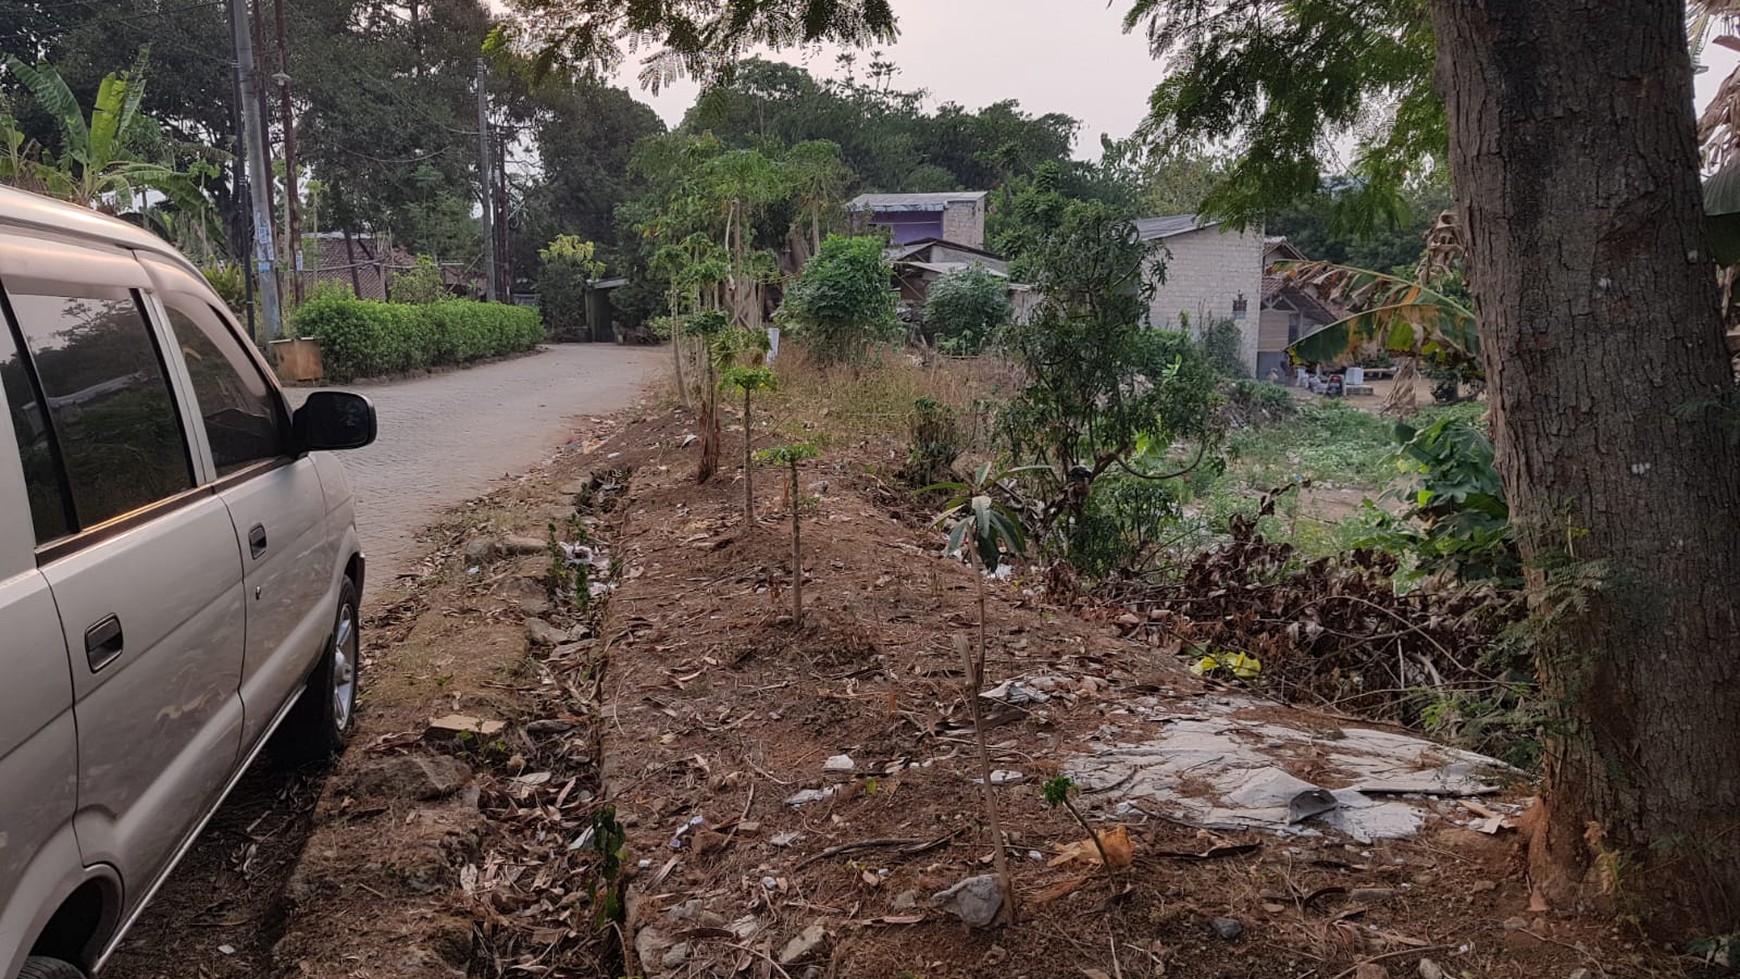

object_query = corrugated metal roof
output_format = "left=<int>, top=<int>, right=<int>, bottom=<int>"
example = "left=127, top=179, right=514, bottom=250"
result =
left=849, top=191, right=989, bottom=212
left=898, top=260, right=1010, bottom=277
left=1134, top=214, right=1218, bottom=240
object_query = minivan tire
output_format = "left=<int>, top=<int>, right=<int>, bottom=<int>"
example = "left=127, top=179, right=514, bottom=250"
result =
left=19, top=957, right=85, bottom=979
left=270, top=577, right=360, bottom=769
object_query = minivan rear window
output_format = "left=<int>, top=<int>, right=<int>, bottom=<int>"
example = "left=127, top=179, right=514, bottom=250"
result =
left=7, top=292, right=195, bottom=534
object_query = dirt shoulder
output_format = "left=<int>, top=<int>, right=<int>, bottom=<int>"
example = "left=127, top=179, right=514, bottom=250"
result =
left=119, top=379, right=1706, bottom=979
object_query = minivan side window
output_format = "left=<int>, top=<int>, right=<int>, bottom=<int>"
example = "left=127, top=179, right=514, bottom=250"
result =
left=7, top=291, right=195, bottom=534
left=162, top=299, right=287, bottom=475
left=0, top=316, right=71, bottom=542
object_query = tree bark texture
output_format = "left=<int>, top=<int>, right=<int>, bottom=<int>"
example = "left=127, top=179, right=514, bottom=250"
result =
left=1431, top=0, right=1740, bottom=933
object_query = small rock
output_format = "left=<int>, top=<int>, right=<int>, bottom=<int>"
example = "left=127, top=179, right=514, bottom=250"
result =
left=1418, top=958, right=1447, bottom=979
left=1208, top=917, right=1243, bottom=941
left=1469, top=879, right=1498, bottom=893
left=932, top=874, right=1004, bottom=927
left=525, top=718, right=575, bottom=736
left=351, top=755, right=473, bottom=801
left=500, top=535, right=546, bottom=556
left=727, top=915, right=761, bottom=939
left=661, top=942, right=693, bottom=969
left=524, top=617, right=569, bottom=647
left=635, top=925, right=672, bottom=975
left=823, top=754, right=856, bottom=772
left=785, top=787, right=837, bottom=807
left=1115, top=612, right=1142, bottom=627
left=462, top=537, right=495, bottom=563
left=771, top=831, right=803, bottom=847
left=777, top=923, right=828, bottom=965
left=988, top=770, right=1024, bottom=785
left=891, top=890, right=917, bottom=911
left=981, top=945, right=1008, bottom=967
left=1502, top=916, right=1530, bottom=931
left=519, top=596, right=552, bottom=618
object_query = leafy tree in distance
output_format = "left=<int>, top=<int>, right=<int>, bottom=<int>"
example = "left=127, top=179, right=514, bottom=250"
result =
left=538, top=236, right=607, bottom=341
left=776, top=234, right=899, bottom=364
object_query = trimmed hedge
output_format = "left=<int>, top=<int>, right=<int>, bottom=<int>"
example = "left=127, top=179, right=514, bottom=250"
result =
left=290, top=296, right=544, bottom=382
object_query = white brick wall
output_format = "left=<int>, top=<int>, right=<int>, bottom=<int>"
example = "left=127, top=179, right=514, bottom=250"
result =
left=941, top=200, right=985, bottom=249
left=1144, top=224, right=1265, bottom=373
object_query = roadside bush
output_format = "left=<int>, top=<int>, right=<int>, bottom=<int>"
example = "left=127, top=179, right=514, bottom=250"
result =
left=1065, top=472, right=1186, bottom=578
left=924, top=264, right=1010, bottom=354
left=776, top=233, right=900, bottom=364
left=291, top=295, right=543, bottom=382
left=390, top=255, right=450, bottom=305
left=1199, top=318, right=1247, bottom=378
left=201, top=264, right=247, bottom=319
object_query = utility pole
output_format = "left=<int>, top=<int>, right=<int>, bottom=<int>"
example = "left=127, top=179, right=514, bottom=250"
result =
left=475, top=58, right=497, bottom=302
left=273, top=0, right=303, bottom=303
left=229, top=0, right=283, bottom=340
left=494, top=131, right=510, bottom=300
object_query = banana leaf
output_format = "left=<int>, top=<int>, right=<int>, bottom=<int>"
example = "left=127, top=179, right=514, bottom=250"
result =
left=1273, top=259, right=1480, bottom=366
left=1705, top=160, right=1740, bottom=266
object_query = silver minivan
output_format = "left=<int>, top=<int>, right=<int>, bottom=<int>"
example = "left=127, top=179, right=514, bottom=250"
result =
left=0, top=187, right=375, bottom=979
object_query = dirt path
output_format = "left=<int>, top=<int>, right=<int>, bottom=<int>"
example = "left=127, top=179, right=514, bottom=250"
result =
left=101, top=346, right=658, bottom=979
left=293, top=342, right=662, bottom=581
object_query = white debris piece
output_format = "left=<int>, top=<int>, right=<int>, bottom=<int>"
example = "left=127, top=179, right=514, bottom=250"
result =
left=1065, top=695, right=1511, bottom=842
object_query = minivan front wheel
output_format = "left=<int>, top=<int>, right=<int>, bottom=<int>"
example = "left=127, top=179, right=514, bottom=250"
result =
left=270, top=577, right=361, bottom=768
left=19, top=956, right=85, bottom=979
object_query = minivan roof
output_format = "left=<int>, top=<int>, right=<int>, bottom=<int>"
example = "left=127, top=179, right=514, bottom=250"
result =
left=0, top=185, right=205, bottom=280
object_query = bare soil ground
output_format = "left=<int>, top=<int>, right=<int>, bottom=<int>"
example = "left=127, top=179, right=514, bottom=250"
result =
left=106, top=364, right=1715, bottom=979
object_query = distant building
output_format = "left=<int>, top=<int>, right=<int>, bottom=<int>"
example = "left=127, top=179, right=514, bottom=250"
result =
left=848, top=192, right=989, bottom=249
left=1136, top=215, right=1267, bottom=373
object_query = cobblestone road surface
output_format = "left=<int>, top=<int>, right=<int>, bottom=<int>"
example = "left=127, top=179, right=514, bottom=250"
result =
left=294, top=344, right=660, bottom=580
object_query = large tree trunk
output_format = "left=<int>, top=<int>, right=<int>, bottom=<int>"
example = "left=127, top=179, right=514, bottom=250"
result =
left=1430, top=0, right=1740, bottom=934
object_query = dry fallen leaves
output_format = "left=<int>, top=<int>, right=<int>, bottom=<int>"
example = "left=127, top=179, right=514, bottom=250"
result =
left=1047, top=825, right=1135, bottom=869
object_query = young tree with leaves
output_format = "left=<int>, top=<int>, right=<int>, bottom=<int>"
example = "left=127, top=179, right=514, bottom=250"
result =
left=719, top=365, right=778, bottom=524
left=931, top=464, right=1037, bottom=926
left=757, top=441, right=820, bottom=624
left=998, top=200, right=1216, bottom=536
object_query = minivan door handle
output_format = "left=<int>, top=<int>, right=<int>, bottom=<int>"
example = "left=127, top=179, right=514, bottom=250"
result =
left=85, top=614, right=124, bottom=671
left=248, top=523, right=268, bottom=559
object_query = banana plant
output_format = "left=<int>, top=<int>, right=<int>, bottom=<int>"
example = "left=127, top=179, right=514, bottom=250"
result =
left=1, top=55, right=221, bottom=240
left=1274, top=259, right=1481, bottom=367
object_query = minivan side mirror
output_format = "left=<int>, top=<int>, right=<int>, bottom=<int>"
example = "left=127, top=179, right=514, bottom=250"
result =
left=293, top=391, right=377, bottom=452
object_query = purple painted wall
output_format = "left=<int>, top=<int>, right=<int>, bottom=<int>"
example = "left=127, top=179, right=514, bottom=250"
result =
left=871, top=211, right=945, bottom=244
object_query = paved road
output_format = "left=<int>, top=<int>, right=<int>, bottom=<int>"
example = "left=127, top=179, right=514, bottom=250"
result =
left=295, top=344, right=661, bottom=579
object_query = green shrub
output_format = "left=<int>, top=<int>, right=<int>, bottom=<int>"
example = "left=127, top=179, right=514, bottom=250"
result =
left=923, top=264, right=1010, bottom=354
left=903, top=396, right=964, bottom=487
left=291, top=296, right=543, bottom=382
left=1199, top=318, right=1248, bottom=378
left=776, top=233, right=900, bottom=364
left=390, top=256, right=450, bottom=305
left=1224, top=378, right=1296, bottom=422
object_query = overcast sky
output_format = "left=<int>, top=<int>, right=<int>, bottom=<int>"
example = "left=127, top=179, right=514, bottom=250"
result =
left=583, top=1, right=1740, bottom=163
